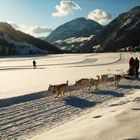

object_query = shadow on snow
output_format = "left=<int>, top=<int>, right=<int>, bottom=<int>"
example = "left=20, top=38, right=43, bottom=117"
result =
left=0, top=91, right=47, bottom=108
left=93, top=90, right=124, bottom=97
left=119, top=85, right=140, bottom=89
left=64, top=96, right=98, bottom=109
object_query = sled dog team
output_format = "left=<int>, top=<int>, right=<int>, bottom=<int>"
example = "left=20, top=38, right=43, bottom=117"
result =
left=48, top=74, right=123, bottom=98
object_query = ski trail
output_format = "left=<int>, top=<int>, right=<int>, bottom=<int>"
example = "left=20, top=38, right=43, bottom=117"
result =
left=0, top=78, right=140, bottom=140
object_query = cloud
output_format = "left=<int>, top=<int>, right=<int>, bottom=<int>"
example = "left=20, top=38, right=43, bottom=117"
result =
left=88, top=9, right=112, bottom=25
left=52, top=0, right=81, bottom=17
left=7, top=21, right=53, bottom=37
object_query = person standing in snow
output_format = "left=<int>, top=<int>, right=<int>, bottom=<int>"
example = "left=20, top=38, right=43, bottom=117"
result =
left=135, top=57, right=139, bottom=77
left=128, top=57, right=135, bottom=76
left=33, top=60, right=37, bottom=69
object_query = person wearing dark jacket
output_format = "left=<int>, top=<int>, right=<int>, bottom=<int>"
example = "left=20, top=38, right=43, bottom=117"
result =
left=33, top=60, right=37, bottom=69
left=129, top=57, right=135, bottom=76
left=135, top=57, right=139, bottom=77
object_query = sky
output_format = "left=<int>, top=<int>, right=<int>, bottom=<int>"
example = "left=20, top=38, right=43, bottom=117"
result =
left=0, top=0, right=139, bottom=37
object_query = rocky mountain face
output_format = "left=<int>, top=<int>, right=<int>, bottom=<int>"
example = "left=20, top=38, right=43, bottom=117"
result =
left=46, top=6, right=140, bottom=52
left=1, top=6, right=139, bottom=55
left=45, top=17, right=103, bottom=50
left=0, top=22, right=62, bottom=55
left=85, top=6, right=140, bottom=52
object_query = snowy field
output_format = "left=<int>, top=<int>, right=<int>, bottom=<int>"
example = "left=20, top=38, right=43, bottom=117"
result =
left=0, top=52, right=140, bottom=140
left=29, top=90, right=140, bottom=140
left=0, top=52, right=135, bottom=99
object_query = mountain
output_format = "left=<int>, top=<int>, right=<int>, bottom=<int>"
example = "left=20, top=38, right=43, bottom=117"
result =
left=52, top=35, right=95, bottom=53
left=85, top=6, right=140, bottom=52
left=45, top=17, right=103, bottom=51
left=0, top=22, right=62, bottom=55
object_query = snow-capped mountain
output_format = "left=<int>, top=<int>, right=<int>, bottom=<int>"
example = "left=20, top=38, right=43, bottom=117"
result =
left=0, top=22, right=62, bottom=55
left=45, top=17, right=103, bottom=42
left=45, top=17, right=103, bottom=52
left=45, top=6, right=140, bottom=53
left=85, top=6, right=140, bottom=52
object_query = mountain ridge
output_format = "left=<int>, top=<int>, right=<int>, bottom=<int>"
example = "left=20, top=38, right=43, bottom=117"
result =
left=45, top=17, right=103, bottom=43
left=45, top=6, right=140, bottom=52
left=85, top=6, right=140, bottom=52
left=0, top=22, right=62, bottom=55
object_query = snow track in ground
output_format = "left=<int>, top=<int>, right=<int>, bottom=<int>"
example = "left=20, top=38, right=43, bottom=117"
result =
left=0, top=52, right=133, bottom=71
left=0, top=53, right=121, bottom=70
left=0, top=78, right=140, bottom=140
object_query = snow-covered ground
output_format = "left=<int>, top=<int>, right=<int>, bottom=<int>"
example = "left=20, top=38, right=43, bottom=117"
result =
left=0, top=52, right=140, bottom=140
left=0, top=52, right=136, bottom=99
left=29, top=90, right=140, bottom=140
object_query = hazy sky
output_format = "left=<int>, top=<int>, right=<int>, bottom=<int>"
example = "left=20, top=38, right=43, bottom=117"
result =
left=0, top=0, right=139, bottom=37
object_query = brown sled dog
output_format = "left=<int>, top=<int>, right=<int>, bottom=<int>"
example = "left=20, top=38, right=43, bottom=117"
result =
left=90, top=75, right=102, bottom=90
left=75, top=78, right=92, bottom=91
left=48, top=80, right=69, bottom=98
left=114, top=74, right=123, bottom=86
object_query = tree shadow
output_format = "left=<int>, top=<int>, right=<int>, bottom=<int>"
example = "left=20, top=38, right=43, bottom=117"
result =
left=64, top=96, right=98, bottom=109
left=94, top=90, right=124, bottom=97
